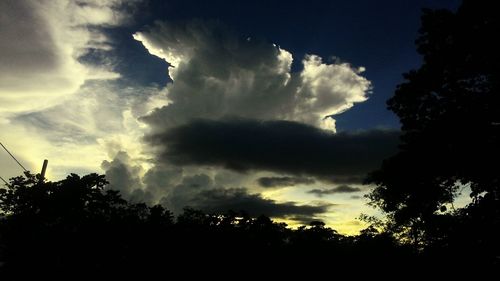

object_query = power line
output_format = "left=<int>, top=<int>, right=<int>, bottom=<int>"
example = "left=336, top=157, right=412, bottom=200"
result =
left=0, top=142, right=28, bottom=172
left=0, top=175, right=7, bottom=185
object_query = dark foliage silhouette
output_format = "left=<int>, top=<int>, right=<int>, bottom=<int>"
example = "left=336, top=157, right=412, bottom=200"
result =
left=0, top=172, right=413, bottom=278
left=367, top=0, right=499, bottom=267
left=0, top=172, right=175, bottom=278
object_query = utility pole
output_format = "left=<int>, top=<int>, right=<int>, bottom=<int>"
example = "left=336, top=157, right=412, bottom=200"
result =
left=40, top=159, right=48, bottom=181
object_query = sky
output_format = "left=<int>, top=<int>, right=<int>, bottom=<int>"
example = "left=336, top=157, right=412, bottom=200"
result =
left=0, top=0, right=460, bottom=234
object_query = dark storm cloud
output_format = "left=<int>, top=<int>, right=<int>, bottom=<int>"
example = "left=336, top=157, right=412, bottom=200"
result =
left=308, top=185, right=362, bottom=197
left=187, top=187, right=332, bottom=220
left=257, top=176, right=315, bottom=188
left=158, top=174, right=330, bottom=221
left=288, top=215, right=326, bottom=225
left=147, top=118, right=400, bottom=182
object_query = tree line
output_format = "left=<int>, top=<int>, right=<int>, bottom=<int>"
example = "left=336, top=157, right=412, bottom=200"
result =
left=0, top=172, right=446, bottom=278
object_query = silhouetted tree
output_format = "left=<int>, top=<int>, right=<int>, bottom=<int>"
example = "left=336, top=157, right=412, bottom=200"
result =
left=0, top=171, right=428, bottom=277
left=367, top=0, right=499, bottom=265
left=0, top=172, right=418, bottom=276
left=0, top=172, right=174, bottom=278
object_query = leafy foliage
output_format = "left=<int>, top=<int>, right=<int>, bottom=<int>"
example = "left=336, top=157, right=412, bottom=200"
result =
left=367, top=0, right=500, bottom=262
left=0, top=172, right=408, bottom=278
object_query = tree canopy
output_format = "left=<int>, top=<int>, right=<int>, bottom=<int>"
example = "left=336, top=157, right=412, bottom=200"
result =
left=367, top=0, right=500, bottom=256
left=0, top=172, right=411, bottom=278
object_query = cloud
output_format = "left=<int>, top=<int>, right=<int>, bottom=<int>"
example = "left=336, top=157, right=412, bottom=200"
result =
left=257, top=176, right=315, bottom=188
left=308, top=185, right=362, bottom=197
left=171, top=186, right=332, bottom=221
left=0, top=0, right=138, bottom=116
left=142, top=163, right=183, bottom=201
left=101, top=151, right=147, bottom=201
left=4, top=80, right=168, bottom=180
left=13, top=82, right=165, bottom=144
left=124, top=169, right=332, bottom=223
left=134, top=20, right=371, bottom=131
left=0, top=0, right=149, bottom=181
left=1, top=12, right=377, bottom=233
left=130, top=17, right=375, bottom=221
left=147, top=118, right=400, bottom=182
left=160, top=173, right=214, bottom=213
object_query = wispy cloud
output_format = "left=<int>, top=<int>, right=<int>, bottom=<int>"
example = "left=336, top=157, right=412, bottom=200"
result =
left=0, top=0, right=139, bottom=116
left=0, top=0, right=152, bottom=180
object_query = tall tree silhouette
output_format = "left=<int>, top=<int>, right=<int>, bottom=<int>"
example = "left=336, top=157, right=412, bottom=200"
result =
left=367, top=0, right=500, bottom=255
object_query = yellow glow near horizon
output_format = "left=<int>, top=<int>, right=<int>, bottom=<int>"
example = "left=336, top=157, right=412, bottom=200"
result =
left=272, top=217, right=369, bottom=236
left=260, top=184, right=377, bottom=235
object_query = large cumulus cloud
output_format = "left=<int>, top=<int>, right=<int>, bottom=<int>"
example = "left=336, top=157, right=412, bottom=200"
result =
left=1, top=8, right=385, bottom=231
left=133, top=20, right=371, bottom=132
left=118, top=20, right=381, bottom=225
